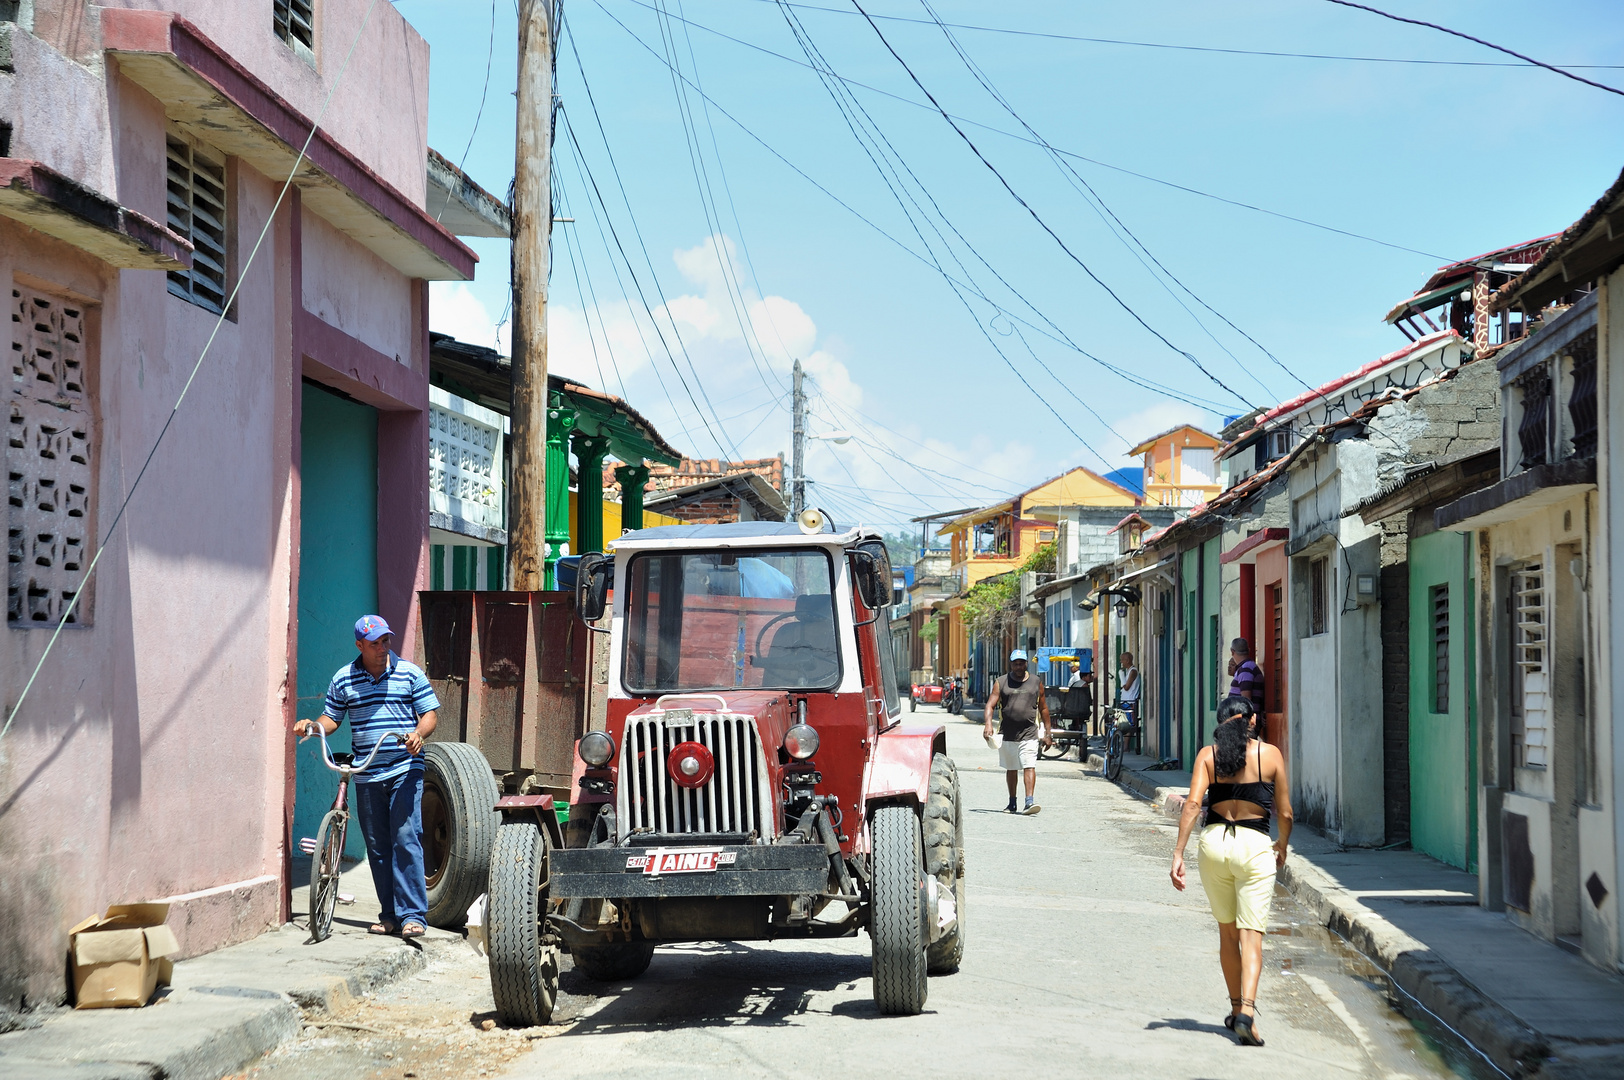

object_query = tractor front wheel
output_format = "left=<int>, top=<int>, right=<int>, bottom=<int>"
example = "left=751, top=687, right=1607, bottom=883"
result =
left=869, top=804, right=928, bottom=1015
left=487, top=822, right=560, bottom=1026
left=924, top=753, right=965, bottom=974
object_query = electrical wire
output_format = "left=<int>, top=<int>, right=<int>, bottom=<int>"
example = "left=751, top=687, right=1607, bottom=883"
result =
left=1321, top=0, right=1624, bottom=97
left=434, top=0, right=498, bottom=222
left=615, top=0, right=1461, bottom=263
left=591, top=0, right=1237, bottom=415
left=2, top=0, right=386, bottom=745
left=850, top=0, right=1254, bottom=411
left=916, top=0, right=1307, bottom=399
left=746, top=0, right=1624, bottom=70
left=561, top=41, right=750, bottom=460
left=559, top=105, right=744, bottom=459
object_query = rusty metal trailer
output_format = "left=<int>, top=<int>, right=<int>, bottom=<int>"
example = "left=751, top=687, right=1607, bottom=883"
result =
left=411, top=590, right=600, bottom=928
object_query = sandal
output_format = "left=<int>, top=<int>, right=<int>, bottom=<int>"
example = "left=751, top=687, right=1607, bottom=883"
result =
left=1224, top=997, right=1241, bottom=1031
left=367, top=922, right=396, bottom=936
left=400, top=921, right=427, bottom=939
left=1234, top=999, right=1264, bottom=1046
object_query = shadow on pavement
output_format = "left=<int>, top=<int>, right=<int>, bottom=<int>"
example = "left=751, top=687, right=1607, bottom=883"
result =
left=557, top=941, right=873, bottom=1034
left=1145, top=1017, right=1235, bottom=1038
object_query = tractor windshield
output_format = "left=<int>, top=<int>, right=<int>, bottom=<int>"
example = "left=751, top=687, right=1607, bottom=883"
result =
left=621, top=548, right=842, bottom=693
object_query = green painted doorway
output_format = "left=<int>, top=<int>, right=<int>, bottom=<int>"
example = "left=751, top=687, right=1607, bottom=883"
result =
left=294, top=382, right=379, bottom=860
left=1408, top=529, right=1476, bottom=871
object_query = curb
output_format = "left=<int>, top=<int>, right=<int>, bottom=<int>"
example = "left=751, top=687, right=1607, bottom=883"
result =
left=1106, top=763, right=1602, bottom=1080
left=0, top=934, right=453, bottom=1080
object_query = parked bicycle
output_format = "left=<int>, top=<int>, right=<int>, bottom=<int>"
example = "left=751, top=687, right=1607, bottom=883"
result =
left=1101, top=707, right=1134, bottom=782
left=298, top=729, right=407, bottom=943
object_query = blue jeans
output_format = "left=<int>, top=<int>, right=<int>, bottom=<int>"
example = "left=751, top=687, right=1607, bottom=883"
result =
left=354, top=769, right=429, bottom=928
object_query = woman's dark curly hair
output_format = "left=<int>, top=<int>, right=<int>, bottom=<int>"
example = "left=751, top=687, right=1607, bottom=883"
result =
left=1213, top=695, right=1256, bottom=777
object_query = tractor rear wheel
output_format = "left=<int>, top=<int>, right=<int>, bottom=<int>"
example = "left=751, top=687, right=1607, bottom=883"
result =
left=924, top=753, right=965, bottom=974
left=487, top=822, right=560, bottom=1026
left=423, top=742, right=500, bottom=929
left=571, top=940, right=656, bottom=982
left=869, top=804, right=928, bottom=1015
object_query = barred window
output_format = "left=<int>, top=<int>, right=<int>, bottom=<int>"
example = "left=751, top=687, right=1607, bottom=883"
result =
left=274, top=0, right=315, bottom=51
left=1511, top=564, right=1548, bottom=768
left=1309, top=555, right=1329, bottom=636
left=166, top=134, right=228, bottom=313
left=9, top=285, right=94, bottom=627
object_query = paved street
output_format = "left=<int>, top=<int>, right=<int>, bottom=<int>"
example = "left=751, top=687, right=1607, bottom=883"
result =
left=236, top=708, right=1474, bottom=1080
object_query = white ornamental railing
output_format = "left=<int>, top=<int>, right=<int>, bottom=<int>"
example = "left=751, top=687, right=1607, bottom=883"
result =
left=429, top=387, right=506, bottom=534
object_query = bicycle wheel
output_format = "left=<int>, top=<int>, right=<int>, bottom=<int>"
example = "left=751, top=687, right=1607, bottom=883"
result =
left=1105, top=728, right=1124, bottom=782
left=309, top=808, right=345, bottom=943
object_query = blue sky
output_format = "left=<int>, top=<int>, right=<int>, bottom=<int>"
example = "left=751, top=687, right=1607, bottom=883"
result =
left=396, top=0, right=1624, bottom=530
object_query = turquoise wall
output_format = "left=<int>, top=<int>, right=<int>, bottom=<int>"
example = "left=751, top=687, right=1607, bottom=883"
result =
left=294, top=384, right=379, bottom=860
left=1408, top=529, right=1476, bottom=871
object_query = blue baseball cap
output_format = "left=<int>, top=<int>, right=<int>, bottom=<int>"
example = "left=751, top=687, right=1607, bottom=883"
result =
left=1009, top=649, right=1029, bottom=662
left=354, top=615, right=392, bottom=641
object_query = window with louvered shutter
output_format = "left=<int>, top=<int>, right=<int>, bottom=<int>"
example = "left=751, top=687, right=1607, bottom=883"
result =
left=165, top=135, right=228, bottom=314
left=1511, top=565, right=1547, bottom=768
left=274, top=0, right=315, bottom=50
left=1431, top=585, right=1449, bottom=713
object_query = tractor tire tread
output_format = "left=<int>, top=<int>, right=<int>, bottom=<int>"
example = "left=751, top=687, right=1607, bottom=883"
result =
left=487, top=822, right=559, bottom=1026
left=924, top=753, right=965, bottom=975
left=870, top=804, right=928, bottom=1015
left=423, top=742, right=500, bottom=929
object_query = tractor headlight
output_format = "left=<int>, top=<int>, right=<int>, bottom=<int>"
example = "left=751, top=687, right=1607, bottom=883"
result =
left=578, top=731, right=616, bottom=767
left=784, top=724, right=820, bottom=760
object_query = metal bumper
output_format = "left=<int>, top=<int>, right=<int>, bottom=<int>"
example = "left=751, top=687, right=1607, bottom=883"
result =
left=550, top=842, right=831, bottom=899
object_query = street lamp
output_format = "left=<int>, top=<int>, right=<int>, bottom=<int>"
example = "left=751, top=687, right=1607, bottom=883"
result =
left=809, top=430, right=853, bottom=445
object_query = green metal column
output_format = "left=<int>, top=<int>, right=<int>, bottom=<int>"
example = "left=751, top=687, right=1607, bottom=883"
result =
left=615, top=462, right=650, bottom=532
left=573, top=433, right=611, bottom=554
left=543, top=400, right=576, bottom=589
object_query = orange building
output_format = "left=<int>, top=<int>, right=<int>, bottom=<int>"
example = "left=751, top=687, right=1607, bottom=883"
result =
left=1129, top=425, right=1223, bottom=508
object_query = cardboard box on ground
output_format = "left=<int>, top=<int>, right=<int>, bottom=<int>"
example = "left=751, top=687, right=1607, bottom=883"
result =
left=68, top=903, right=180, bottom=1008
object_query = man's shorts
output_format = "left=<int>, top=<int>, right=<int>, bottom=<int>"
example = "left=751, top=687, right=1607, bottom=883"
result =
left=998, top=736, right=1039, bottom=770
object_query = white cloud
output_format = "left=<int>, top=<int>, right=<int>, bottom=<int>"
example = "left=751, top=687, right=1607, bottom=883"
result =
left=431, top=235, right=1054, bottom=527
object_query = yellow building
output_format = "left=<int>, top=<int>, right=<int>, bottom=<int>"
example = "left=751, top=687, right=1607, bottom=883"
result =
left=936, top=467, right=1140, bottom=690
left=1128, top=425, right=1223, bottom=508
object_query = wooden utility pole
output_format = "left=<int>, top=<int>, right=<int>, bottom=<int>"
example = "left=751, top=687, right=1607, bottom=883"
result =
left=508, top=0, right=553, bottom=590
left=791, top=359, right=805, bottom=517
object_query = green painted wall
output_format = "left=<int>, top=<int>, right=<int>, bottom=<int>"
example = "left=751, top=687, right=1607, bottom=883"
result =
left=1181, top=548, right=1199, bottom=767
left=295, top=384, right=379, bottom=860
left=1408, top=529, right=1476, bottom=871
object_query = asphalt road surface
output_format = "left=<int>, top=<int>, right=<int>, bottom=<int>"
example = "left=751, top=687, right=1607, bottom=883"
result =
left=238, top=707, right=1477, bottom=1080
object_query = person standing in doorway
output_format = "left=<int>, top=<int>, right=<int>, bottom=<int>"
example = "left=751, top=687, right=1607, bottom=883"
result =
left=1227, top=638, right=1265, bottom=711
left=294, top=615, right=440, bottom=938
left=983, top=650, right=1053, bottom=814
left=1118, top=651, right=1142, bottom=731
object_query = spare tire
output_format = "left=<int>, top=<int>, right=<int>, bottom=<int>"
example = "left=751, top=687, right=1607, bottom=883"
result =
left=423, top=741, right=500, bottom=929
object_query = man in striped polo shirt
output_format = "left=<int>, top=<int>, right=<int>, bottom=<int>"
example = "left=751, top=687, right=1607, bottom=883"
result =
left=294, top=615, right=440, bottom=937
left=1227, top=638, right=1265, bottom=711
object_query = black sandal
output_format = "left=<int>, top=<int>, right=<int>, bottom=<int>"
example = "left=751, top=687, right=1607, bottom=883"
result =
left=1234, top=998, right=1264, bottom=1046
left=1224, top=996, right=1241, bottom=1031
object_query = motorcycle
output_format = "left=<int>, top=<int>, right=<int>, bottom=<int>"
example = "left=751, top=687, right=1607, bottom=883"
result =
left=942, top=676, right=964, bottom=715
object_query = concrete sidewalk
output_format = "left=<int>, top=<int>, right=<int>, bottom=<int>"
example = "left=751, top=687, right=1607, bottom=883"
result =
left=0, top=859, right=466, bottom=1080
left=1101, top=750, right=1624, bottom=1080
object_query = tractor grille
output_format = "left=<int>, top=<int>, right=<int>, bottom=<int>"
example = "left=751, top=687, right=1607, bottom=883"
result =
left=618, top=713, right=773, bottom=838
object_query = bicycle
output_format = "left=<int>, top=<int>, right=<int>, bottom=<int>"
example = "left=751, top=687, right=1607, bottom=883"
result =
left=1101, top=707, right=1129, bottom=782
left=298, top=729, right=406, bottom=943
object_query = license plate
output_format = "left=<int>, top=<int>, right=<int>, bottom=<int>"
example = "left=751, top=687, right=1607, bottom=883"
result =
left=626, top=847, right=739, bottom=876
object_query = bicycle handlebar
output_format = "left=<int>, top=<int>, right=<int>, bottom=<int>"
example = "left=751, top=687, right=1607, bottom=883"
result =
left=307, top=729, right=407, bottom=777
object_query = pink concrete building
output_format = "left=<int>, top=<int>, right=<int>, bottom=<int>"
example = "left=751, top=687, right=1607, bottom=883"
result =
left=0, top=1, right=485, bottom=1018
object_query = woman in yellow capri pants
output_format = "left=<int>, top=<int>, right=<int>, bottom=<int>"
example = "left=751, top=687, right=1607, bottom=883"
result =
left=1170, top=696, right=1292, bottom=1046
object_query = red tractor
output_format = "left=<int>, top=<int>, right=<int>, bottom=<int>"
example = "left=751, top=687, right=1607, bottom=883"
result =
left=484, top=515, right=965, bottom=1022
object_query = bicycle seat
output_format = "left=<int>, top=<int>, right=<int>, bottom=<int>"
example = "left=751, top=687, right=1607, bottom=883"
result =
left=332, top=752, right=355, bottom=766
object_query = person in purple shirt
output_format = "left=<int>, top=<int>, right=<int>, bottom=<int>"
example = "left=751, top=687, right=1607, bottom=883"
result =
left=1227, top=638, right=1265, bottom=710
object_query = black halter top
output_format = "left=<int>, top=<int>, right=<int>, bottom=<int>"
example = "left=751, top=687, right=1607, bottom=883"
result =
left=1207, top=739, right=1274, bottom=836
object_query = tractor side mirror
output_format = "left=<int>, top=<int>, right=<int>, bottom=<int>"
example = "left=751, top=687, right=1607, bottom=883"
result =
left=852, top=550, right=888, bottom=611
left=576, top=553, right=612, bottom=623
left=853, top=541, right=893, bottom=610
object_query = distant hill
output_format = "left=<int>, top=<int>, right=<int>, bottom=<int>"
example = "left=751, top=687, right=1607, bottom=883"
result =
left=1103, top=467, right=1145, bottom=497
